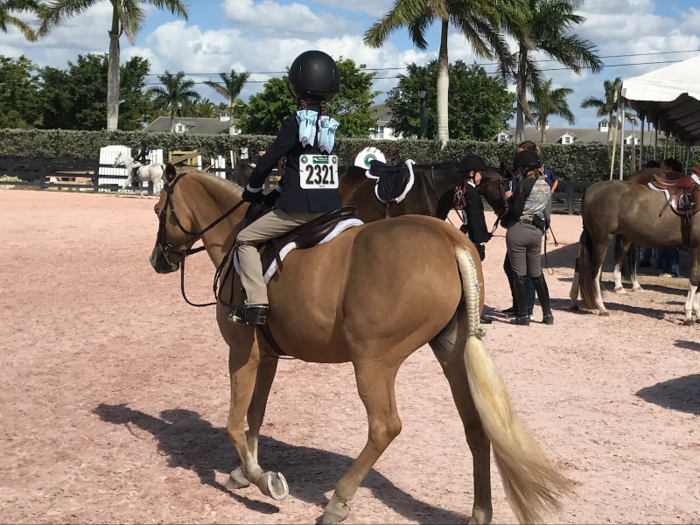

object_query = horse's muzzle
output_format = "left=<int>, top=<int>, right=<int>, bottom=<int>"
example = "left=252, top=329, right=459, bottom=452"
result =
left=150, top=244, right=180, bottom=274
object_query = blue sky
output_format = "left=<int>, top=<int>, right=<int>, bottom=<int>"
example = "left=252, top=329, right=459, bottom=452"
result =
left=1, top=0, right=699, bottom=131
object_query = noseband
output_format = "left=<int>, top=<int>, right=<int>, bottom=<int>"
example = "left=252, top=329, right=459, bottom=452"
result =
left=156, top=171, right=246, bottom=307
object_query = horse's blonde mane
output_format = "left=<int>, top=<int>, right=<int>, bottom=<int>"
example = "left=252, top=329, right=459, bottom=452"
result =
left=186, top=170, right=244, bottom=200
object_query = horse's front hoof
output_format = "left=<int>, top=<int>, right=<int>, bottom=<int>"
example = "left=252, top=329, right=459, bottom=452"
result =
left=257, top=471, right=288, bottom=501
left=631, top=285, right=643, bottom=292
left=683, top=318, right=695, bottom=326
left=321, top=494, right=350, bottom=524
left=596, top=309, right=610, bottom=317
left=225, top=467, right=250, bottom=490
left=613, top=287, right=626, bottom=294
left=569, top=304, right=580, bottom=312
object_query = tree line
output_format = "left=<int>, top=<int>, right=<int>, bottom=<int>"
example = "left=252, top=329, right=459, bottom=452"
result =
left=0, top=54, right=519, bottom=141
left=2, top=0, right=604, bottom=145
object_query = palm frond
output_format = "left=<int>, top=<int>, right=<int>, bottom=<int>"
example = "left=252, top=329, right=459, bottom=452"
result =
left=37, top=0, right=95, bottom=35
left=146, top=0, right=188, bottom=20
left=364, top=0, right=432, bottom=49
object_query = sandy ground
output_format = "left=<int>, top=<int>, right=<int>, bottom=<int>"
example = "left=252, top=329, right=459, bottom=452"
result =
left=1, top=189, right=699, bottom=524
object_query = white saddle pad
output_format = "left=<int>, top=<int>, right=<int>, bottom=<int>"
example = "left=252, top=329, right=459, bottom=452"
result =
left=234, top=218, right=364, bottom=284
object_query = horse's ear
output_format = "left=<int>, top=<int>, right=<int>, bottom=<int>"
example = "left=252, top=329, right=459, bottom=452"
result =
left=164, top=163, right=177, bottom=184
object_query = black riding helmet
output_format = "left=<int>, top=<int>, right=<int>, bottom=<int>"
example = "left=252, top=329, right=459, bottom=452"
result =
left=458, top=154, right=488, bottom=175
left=287, top=50, right=340, bottom=103
left=513, top=150, right=542, bottom=171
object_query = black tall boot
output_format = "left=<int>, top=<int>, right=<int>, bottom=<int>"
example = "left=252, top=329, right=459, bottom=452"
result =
left=532, top=274, right=554, bottom=325
left=510, top=274, right=530, bottom=326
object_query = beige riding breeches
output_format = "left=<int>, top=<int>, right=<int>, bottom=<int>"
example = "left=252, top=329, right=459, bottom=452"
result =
left=237, top=208, right=324, bottom=305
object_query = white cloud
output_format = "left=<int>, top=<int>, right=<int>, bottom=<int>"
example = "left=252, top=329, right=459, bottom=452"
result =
left=220, top=0, right=356, bottom=36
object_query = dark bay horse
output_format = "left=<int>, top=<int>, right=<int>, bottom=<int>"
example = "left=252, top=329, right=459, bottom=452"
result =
left=570, top=179, right=700, bottom=323
left=230, top=162, right=510, bottom=225
left=150, top=168, right=566, bottom=524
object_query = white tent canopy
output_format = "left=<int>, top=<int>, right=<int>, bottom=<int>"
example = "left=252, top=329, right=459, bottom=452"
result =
left=621, top=55, right=700, bottom=146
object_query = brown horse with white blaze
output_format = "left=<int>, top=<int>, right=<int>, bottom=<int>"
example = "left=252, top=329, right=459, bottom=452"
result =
left=150, top=167, right=565, bottom=524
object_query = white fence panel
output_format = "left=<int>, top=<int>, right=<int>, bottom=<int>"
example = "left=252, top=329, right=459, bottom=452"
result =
left=210, top=156, right=227, bottom=178
left=99, top=145, right=131, bottom=189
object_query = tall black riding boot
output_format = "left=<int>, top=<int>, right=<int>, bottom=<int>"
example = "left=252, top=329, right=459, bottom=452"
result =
left=510, top=274, right=530, bottom=326
left=532, top=274, right=554, bottom=325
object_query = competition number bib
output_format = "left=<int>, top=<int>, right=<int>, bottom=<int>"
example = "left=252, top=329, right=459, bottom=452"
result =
left=299, top=155, right=339, bottom=190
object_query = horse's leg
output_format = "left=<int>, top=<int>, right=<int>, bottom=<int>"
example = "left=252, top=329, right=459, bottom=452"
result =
left=119, top=174, right=132, bottom=193
left=226, top=347, right=279, bottom=491
left=569, top=256, right=581, bottom=311
left=224, top=328, right=288, bottom=501
left=322, top=360, right=403, bottom=524
left=430, top=309, right=492, bottom=524
left=612, top=238, right=629, bottom=293
left=592, top=240, right=610, bottom=315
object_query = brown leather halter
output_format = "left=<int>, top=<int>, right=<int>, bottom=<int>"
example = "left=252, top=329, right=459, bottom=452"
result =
left=156, top=172, right=245, bottom=307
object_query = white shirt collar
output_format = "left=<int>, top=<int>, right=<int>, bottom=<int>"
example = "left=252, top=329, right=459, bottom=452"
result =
left=467, top=181, right=476, bottom=188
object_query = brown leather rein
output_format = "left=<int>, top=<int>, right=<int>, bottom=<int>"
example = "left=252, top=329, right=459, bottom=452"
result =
left=156, top=172, right=246, bottom=307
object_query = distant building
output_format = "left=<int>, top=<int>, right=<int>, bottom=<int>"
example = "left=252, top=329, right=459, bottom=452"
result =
left=145, top=111, right=241, bottom=135
left=495, top=119, right=663, bottom=145
left=369, top=103, right=404, bottom=140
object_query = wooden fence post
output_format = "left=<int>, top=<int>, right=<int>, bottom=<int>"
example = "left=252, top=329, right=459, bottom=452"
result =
left=39, top=161, right=46, bottom=191
left=567, top=183, right=575, bottom=215
left=93, top=160, right=100, bottom=193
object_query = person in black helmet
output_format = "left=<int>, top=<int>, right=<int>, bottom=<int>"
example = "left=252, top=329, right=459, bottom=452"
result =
left=233, top=50, right=342, bottom=326
left=504, top=150, right=553, bottom=326
left=456, top=154, right=494, bottom=324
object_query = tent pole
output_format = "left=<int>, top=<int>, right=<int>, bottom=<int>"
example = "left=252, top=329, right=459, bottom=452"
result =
left=673, top=137, right=677, bottom=158
left=664, top=134, right=668, bottom=158
left=609, top=94, right=621, bottom=180
left=653, top=120, right=658, bottom=161
left=619, top=100, right=626, bottom=180
left=686, top=140, right=691, bottom=174
left=639, top=114, right=645, bottom=168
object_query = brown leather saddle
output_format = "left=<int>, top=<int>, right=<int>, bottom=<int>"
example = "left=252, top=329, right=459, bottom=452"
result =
left=368, top=160, right=412, bottom=217
left=650, top=173, right=700, bottom=248
left=242, top=205, right=358, bottom=279
left=651, top=174, right=700, bottom=217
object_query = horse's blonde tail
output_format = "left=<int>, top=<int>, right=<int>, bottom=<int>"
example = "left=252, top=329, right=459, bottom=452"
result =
left=455, top=248, right=568, bottom=524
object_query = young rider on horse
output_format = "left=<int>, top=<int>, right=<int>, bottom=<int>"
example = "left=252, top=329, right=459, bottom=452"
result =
left=234, top=50, right=342, bottom=326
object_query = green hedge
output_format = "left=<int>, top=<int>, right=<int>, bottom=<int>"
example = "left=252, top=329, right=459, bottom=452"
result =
left=1, top=128, right=698, bottom=181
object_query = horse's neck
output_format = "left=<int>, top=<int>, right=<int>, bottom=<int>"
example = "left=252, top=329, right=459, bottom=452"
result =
left=185, top=175, right=246, bottom=268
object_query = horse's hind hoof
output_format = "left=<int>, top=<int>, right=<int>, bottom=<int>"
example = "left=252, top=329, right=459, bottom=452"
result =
left=225, top=467, right=250, bottom=490
left=321, top=494, right=351, bottom=524
left=257, top=471, right=288, bottom=501
left=613, top=287, right=626, bottom=294
left=569, top=304, right=580, bottom=312
left=596, top=310, right=610, bottom=317
left=684, top=318, right=695, bottom=326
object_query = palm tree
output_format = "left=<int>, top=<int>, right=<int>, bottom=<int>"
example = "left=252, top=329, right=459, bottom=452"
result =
left=529, top=79, right=575, bottom=142
left=364, top=0, right=520, bottom=145
left=512, top=0, right=602, bottom=144
left=204, top=69, right=250, bottom=122
left=182, top=98, right=218, bottom=118
left=38, top=0, right=188, bottom=131
left=0, top=0, right=38, bottom=41
left=580, top=77, right=622, bottom=141
left=150, top=71, right=200, bottom=132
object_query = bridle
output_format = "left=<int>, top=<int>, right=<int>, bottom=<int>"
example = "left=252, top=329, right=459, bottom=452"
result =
left=156, top=171, right=246, bottom=307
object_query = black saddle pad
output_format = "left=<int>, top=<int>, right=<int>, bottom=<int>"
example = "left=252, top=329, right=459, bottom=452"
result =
left=369, top=160, right=410, bottom=203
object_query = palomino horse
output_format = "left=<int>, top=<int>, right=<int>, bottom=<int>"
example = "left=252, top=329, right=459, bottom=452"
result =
left=112, top=152, right=166, bottom=195
left=569, top=179, right=700, bottom=323
left=149, top=166, right=565, bottom=524
left=232, top=162, right=510, bottom=223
